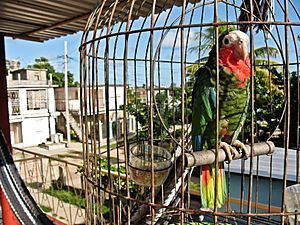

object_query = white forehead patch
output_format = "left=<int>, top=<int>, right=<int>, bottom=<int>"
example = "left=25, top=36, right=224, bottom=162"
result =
left=228, top=30, right=249, bottom=44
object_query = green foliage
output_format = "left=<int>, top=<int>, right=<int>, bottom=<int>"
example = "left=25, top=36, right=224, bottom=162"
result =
left=77, top=157, right=141, bottom=197
left=189, top=181, right=200, bottom=192
left=189, top=23, right=236, bottom=55
left=121, top=89, right=148, bottom=139
left=243, top=67, right=284, bottom=140
left=154, top=89, right=183, bottom=139
left=70, top=131, right=80, bottom=142
left=255, top=59, right=281, bottom=66
left=42, top=185, right=110, bottom=218
left=43, top=186, right=85, bottom=208
left=186, top=64, right=201, bottom=77
left=254, top=47, right=279, bottom=58
left=96, top=157, right=140, bottom=196
left=39, top=204, right=52, bottom=213
left=121, top=87, right=183, bottom=141
left=29, top=57, right=79, bottom=87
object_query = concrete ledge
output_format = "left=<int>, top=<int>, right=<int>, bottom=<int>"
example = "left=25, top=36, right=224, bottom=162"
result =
left=39, top=142, right=66, bottom=150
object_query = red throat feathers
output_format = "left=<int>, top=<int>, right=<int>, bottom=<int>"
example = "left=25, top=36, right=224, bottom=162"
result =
left=219, top=46, right=251, bottom=87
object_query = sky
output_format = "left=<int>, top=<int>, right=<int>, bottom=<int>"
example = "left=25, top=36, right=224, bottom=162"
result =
left=4, top=0, right=300, bottom=85
left=5, top=32, right=83, bottom=81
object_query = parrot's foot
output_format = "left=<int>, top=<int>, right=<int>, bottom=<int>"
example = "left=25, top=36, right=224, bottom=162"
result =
left=219, top=142, right=235, bottom=163
left=232, top=140, right=250, bottom=159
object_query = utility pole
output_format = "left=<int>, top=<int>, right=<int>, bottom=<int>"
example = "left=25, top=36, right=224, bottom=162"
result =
left=64, top=41, right=71, bottom=143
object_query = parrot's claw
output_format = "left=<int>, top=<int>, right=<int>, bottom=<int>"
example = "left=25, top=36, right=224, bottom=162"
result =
left=232, top=140, right=250, bottom=159
left=219, top=142, right=235, bottom=163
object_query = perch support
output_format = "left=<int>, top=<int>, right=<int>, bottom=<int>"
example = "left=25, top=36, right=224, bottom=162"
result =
left=185, top=141, right=275, bottom=167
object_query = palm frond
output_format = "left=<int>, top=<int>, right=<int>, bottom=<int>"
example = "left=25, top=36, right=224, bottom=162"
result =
left=254, top=47, right=279, bottom=58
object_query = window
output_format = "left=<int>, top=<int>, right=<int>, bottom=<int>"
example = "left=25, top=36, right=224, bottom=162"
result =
left=8, top=90, right=20, bottom=115
left=27, top=90, right=47, bottom=110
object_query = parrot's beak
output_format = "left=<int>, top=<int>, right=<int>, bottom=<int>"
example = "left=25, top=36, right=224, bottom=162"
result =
left=234, top=41, right=248, bottom=62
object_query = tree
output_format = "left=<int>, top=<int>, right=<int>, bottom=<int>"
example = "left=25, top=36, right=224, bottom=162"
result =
left=245, top=67, right=284, bottom=141
left=254, top=47, right=279, bottom=58
left=30, top=57, right=79, bottom=87
left=122, top=89, right=149, bottom=139
left=121, top=86, right=183, bottom=142
left=189, top=23, right=236, bottom=55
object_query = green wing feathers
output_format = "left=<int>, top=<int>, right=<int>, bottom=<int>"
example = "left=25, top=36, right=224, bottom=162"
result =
left=192, top=67, right=227, bottom=209
left=219, top=68, right=250, bottom=143
left=192, top=66, right=249, bottom=209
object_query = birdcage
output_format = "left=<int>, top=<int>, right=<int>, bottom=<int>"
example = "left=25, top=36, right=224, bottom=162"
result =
left=79, top=0, right=300, bottom=224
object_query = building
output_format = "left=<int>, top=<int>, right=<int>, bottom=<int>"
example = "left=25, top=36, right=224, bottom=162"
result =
left=133, top=86, right=174, bottom=104
left=54, top=85, right=136, bottom=143
left=7, top=67, right=58, bottom=147
left=6, top=59, right=20, bottom=72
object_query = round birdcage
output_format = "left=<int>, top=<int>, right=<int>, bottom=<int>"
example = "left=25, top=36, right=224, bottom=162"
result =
left=80, top=0, right=300, bottom=224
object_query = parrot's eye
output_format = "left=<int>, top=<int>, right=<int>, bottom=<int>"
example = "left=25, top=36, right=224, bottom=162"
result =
left=223, top=38, right=230, bottom=45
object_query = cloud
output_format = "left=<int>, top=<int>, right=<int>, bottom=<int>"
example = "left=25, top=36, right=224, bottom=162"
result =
left=159, top=30, right=197, bottom=49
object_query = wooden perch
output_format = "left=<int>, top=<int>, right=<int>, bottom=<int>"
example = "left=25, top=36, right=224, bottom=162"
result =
left=185, top=141, right=275, bottom=167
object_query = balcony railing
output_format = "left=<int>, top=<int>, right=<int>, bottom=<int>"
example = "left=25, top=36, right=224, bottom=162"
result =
left=13, top=148, right=86, bottom=225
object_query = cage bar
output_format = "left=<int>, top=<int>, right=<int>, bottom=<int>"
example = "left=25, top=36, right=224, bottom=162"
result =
left=79, top=1, right=300, bottom=224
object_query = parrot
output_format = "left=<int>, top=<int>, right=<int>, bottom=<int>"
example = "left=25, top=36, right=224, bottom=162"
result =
left=191, top=30, right=251, bottom=209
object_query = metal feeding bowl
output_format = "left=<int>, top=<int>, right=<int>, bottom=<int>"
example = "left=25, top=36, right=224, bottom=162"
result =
left=129, top=144, right=172, bottom=187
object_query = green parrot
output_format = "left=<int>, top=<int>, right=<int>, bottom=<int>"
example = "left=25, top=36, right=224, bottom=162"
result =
left=191, top=30, right=251, bottom=209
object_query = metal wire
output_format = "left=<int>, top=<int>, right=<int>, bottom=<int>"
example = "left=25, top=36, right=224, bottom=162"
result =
left=79, top=1, right=300, bottom=224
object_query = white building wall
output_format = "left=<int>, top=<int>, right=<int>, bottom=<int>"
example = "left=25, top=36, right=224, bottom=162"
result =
left=9, top=87, right=58, bottom=147
left=53, top=85, right=135, bottom=144
left=108, top=86, right=124, bottom=110
left=21, top=117, right=50, bottom=146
